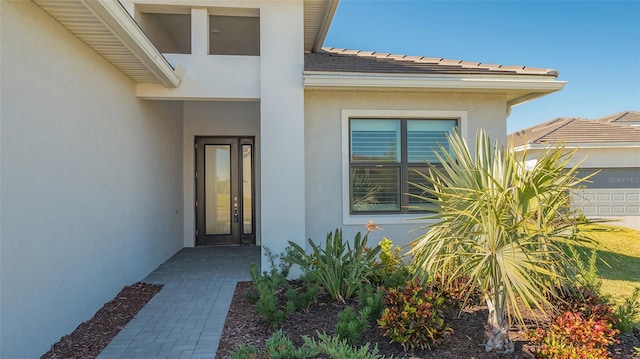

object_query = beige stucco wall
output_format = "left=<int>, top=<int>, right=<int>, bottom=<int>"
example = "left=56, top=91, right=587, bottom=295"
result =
left=304, top=90, right=508, bottom=247
left=524, top=147, right=640, bottom=169
left=0, top=1, right=183, bottom=357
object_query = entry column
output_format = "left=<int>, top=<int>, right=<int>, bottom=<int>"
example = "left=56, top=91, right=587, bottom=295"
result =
left=259, top=1, right=305, bottom=271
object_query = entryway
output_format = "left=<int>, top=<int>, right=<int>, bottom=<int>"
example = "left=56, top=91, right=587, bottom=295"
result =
left=195, top=137, right=255, bottom=246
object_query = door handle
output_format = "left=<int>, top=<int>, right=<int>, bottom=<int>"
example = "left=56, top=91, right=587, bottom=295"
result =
left=233, top=196, right=239, bottom=223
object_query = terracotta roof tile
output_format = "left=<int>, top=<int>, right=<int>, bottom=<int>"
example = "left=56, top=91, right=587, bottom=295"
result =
left=595, top=110, right=640, bottom=124
left=508, top=112, right=640, bottom=147
left=305, top=47, right=559, bottom=77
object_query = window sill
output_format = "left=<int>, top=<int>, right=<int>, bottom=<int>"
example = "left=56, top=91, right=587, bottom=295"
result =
left=342, top=213, right=437, bottom=226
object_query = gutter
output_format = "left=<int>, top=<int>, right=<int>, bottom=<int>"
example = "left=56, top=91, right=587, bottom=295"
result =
left=303, top=71, right=565, bottom=102
left=513, top=142, right=640, bottom=153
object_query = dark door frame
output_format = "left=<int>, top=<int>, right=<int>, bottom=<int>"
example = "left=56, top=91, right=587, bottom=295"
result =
left=195, top=136, right=256, bottom=246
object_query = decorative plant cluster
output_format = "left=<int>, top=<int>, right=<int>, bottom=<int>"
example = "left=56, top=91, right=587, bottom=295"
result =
left=527, top=311, right=619, bottom=359
left=286, top=228, right=382, bottom=303
left=526, top=245, right=637, bottom=358
left=377, top=279, right=451, bottom=351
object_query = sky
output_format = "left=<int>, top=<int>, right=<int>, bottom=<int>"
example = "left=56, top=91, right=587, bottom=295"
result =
left=324, top=0, right=640, bottom=133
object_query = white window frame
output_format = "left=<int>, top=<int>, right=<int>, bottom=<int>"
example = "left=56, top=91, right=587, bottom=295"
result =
left=341, top=109, right=468, bottom=226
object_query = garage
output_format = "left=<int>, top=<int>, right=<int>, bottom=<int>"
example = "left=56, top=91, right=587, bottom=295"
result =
left=509, top=111, right=640, bottom=218
left=573, top=168, right=640, bottom=216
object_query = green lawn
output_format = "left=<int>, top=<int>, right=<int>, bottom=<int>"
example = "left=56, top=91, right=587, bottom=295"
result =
left=583, top=223, right=640, bottom=304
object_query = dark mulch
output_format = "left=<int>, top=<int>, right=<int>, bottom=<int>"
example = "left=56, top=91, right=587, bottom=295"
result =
left=216, top=281, right=640, bottom=359
left=40, top=282, right=163, bottom=359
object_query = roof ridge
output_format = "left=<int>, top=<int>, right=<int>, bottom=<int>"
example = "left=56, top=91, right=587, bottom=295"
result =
left=320, top=47, right=558, bottom=76
left=594, top=110, right=640, bottom=122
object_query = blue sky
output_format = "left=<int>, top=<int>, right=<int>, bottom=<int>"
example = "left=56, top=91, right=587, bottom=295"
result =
left=324, top=0, right=640, bottom=133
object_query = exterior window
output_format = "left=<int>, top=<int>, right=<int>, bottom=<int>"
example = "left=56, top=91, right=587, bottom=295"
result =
left=349, top=119, right=456, bottom=214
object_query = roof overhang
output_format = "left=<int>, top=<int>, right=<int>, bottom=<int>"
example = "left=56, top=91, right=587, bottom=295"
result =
left=303, top=71, right=566, bottom=106
left=32, top=0, right=183, bottom=87
left=304, top=0, right=340, bottom=53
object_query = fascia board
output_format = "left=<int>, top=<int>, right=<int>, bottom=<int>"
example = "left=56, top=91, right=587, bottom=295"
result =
left=82, top=0, right=183, bottom=88
left=303, top=72, right=566, bottom=93
left=514, top=142, right=640, bottom=152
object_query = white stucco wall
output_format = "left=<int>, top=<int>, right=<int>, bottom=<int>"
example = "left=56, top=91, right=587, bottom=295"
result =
left=0, top=2, right=183, bottom=357
left=304, top=90, right=508, bottom=247
left=182, top=101, right=261, bottom=247
left=259, top=1, right=306, bottom=263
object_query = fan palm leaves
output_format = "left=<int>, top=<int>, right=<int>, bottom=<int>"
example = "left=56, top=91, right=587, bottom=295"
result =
left=408, top=129, right=596, bottom=353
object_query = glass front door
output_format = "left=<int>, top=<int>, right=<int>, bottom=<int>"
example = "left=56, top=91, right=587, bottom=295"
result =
left=196, top=137, right=255, bottom=246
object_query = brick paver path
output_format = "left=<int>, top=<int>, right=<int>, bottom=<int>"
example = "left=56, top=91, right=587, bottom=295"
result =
left=97, top=246, right=260, bottom=359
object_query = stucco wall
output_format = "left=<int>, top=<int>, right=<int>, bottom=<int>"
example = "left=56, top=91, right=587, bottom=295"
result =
left=182, top=101, right=261, bottom=247
left=0, top=1, right=183, bottom=357
left=304, top=90, right=507, bottom=247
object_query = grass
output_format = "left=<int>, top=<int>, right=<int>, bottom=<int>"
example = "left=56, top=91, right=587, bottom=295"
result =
left=583, top=223, right=640, bottom=304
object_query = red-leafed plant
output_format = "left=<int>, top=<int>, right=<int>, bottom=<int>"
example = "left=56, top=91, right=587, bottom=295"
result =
left=528, top=311, right=619, bottom=359
left=377, top=279, right=452, bottom=351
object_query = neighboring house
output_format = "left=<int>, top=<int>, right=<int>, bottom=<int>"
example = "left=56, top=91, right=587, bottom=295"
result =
left=509, top=111, right=640, bottom=217
left=0, top=0, right=565, bottom=357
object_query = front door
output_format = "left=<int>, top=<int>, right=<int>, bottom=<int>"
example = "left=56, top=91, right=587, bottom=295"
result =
left=195, top=137, right=255, bottom=246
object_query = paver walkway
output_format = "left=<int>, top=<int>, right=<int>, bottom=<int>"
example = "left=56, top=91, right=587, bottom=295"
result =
left=98, top=246, right=261, bottom=359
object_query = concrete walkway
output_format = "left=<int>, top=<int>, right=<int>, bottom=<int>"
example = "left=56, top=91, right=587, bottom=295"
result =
left=98, top=246, right=261, bottom=359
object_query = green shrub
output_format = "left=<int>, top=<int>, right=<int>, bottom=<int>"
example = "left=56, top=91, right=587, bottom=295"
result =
left=227, top=331, right=391, bottom=359
left=227, top=344, right=259, bottom=359
left=373, top=238, right=412, bottom=289
left=285, top=280, right=320, bottom=311
left=249, top=263, right=294, bottom=327
left=527, top=311, right=619, bottom=359
left=264, top=330, right=318, bottom=359
left=356, top=285, right=384, bottom=321
left=335, top=284, right=386, bottom=345
left=378, top=238, right=401, bottom=274
left=335, top=306, right=368, bottom=345
left=263, top=245, right=294, bottom=279
left=568, top=246, right=604, bottom=296
left=377, top=279, right=451, bottom=351
left=614, top=287, right=640, bottom=333
left=303, top=332, right=391, bottom=359
left=285, top=228, right=382, bottom=303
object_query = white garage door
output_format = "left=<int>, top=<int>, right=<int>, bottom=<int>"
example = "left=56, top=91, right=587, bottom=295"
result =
left=572, top=168, right=640, bottom=216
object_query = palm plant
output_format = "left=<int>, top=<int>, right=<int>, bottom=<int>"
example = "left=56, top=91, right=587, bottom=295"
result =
left=408, top=129, right=597, bottom=353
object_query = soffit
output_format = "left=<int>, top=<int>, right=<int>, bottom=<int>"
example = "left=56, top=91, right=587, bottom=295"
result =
left=304, top=0, right=339, bottom=53
left=32, top=0, right=182, bottom=87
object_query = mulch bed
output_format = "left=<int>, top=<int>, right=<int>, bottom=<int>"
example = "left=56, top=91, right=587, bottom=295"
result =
left=216, top=281, right=640, bottom=359
left=35, top=280, right=640, bottom=359
left=40, top=282, right=163, bottom=359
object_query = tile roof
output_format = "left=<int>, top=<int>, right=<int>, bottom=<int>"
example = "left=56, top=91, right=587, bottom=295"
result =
left=509, top=112, right=640, bottom=147
left=594, top=110, right=640, bottom=124
left=305, top=47, right=559, bottom=77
